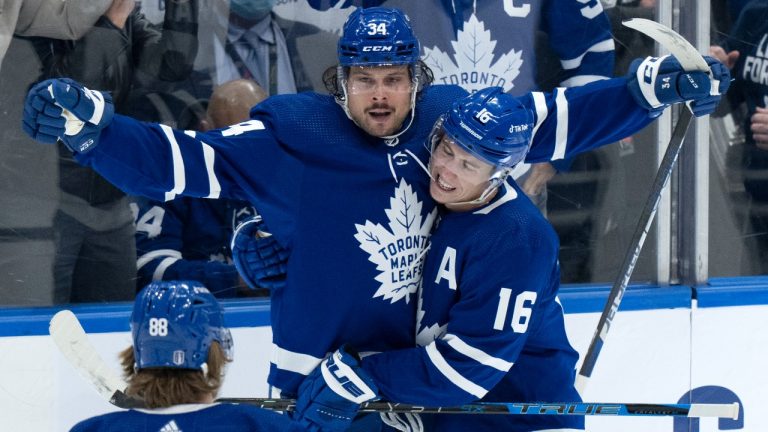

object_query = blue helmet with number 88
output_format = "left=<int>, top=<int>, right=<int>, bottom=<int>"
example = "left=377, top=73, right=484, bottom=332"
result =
left=131, top=281, right=233, bottom=371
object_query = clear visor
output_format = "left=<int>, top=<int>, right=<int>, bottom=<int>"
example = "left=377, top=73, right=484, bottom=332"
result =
left=344, top=66, right=416, bottom=95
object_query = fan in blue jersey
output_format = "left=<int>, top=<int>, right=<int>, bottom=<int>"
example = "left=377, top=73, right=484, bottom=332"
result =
left=20, top=7, right=729, bottom=428
left=69, top=280, right=305, bottom=432
left=711, top=0, right=768, bottom=274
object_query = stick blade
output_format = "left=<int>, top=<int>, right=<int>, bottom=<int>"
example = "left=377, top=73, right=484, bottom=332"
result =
left=622, top=18, right=709, bottom=72
left=689, top=402, right=740, bottom=420
left=49, top=310, right=127, bottom=402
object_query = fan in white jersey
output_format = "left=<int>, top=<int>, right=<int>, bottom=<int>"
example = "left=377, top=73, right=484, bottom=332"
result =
left=69, top=280, right=306, bottom=432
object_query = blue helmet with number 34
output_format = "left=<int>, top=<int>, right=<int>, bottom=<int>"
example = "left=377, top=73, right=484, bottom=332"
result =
left=131, top=280, right=233, bottom=371
left=338, top=7, right=420, bottom=67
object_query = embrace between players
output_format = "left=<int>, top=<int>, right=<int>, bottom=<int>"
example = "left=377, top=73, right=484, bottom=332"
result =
left=23, top=7, right=729, bottom=432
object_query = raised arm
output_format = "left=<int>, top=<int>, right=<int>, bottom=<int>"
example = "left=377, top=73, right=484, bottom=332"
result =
left=15, top=0, right=112, bottom=40
left=522, top=54, right=731, bottom=163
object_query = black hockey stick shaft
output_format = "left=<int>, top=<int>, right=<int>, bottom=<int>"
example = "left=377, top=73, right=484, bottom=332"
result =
left=576, top=107, right=693, bottom=391
left=216, top=397, right=738, bottom=418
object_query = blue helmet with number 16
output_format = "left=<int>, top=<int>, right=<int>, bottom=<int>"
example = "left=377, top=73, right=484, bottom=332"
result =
left=131, top=281, right=233, bottom=371
left=432, top=87, right=535, bottom=170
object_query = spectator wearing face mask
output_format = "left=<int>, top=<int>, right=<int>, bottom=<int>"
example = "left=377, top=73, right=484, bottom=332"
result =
left=194, top=0, right=323, bottom=95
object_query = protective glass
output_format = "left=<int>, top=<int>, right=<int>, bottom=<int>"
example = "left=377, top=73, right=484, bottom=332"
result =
left=346, top=72, right=415, bottom=94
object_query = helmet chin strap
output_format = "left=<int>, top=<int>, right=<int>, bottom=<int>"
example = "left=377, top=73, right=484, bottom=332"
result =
left=443, top=170, right=510, bottom=209
left=336, top=65, right=420, bottom=147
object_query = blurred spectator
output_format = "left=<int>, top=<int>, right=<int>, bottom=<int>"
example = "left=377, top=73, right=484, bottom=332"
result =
left=132, top=79, right=268, bottom=298
left=711, top=0, right=768, bottom=273
left=196, top=0, right=320, bottom=94
left=29, top=0, right=199, bottom=303
left=0, top=0, right=111, bottom=71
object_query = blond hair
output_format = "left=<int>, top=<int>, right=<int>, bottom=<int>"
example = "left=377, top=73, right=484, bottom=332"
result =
left=119, top=341, right=229, bottom=408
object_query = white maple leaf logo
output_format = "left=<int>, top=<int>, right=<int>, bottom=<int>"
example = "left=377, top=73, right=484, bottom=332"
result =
left=355, top=179, right=436, bottom=304
left=422, top=13, right=523, bottom=93
left=415, top=286, right=447, bottom=346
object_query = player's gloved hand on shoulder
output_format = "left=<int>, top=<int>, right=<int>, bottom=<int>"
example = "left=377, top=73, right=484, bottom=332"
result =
left=22, top=78, right=114, bottom=153
left=231, top=215, right=288, bottom=290
left=627, top=54, right=730, bottom=117
left=293, top=346, right=379, bottom=432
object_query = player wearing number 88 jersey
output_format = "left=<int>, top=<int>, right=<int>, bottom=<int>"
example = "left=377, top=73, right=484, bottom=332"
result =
left=70, top=280, right=308, bottom=431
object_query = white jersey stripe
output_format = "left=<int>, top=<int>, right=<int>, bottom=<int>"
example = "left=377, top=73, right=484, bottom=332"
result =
left=443, top=333, right=514, bottom=372
left=201, top=142, right=221, bottom=198
left=136, top=249, right=182, bottom=270
left=534, top=429, right=583, bottom=432
left=271, top=343, right=324, bottom=375
left=560, top=39, right=615, bottom=70
left=160, top=124, right=186, bottom=201
left=426, top=343, right=487, bottom=399
left=531, top=92, right=548, bottom=139
left=560, top=74, right=609, bottom=87
left=153, top=256, right=180, bottom=281
left=182, top=130, right=221, bottom=198
left=553, top=89, right=569, bottom=160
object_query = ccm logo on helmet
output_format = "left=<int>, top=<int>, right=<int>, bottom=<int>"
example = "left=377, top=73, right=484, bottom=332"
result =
left=362, top=46, right=393, bottom=52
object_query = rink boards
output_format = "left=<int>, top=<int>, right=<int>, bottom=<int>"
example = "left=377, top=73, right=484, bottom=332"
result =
left=1, top=278, right=765, bottom=431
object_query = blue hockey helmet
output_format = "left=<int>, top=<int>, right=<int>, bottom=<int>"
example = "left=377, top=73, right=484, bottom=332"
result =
left=338, top=7, right=420, bottom=67
left=131, top=281, right=233, bottom=371
left=435, top=87, right=535, bottom=169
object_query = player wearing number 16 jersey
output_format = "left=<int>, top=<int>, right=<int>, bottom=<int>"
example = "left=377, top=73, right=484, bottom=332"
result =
left=357, top=88, right=582, bottom=431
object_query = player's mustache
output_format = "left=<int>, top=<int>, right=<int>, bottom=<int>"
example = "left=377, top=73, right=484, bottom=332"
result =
left=366, top=103, right=393, bottom=111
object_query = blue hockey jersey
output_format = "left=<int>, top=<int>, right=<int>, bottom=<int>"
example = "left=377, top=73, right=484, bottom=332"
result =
left=723, top=0, right=768, bottom=147
left=361, top=181, right=581, bottom=431
left=74, top=78, right=653, bottom=395
left=69, top=403, right=304, bottom=432
left=308, top=0, right=615, bottom=93
left=132, top=197, right=258, bottom=297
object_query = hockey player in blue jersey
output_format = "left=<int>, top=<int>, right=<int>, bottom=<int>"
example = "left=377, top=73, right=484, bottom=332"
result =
left=293, top=64, right=729, bottom=431
left=133, top=79, right=279, bottom=298
left=69, top=280, right=305, bottom=432
left=296, top=88, right=584, bottom=432
left=21, top=6, right=728, bottom=420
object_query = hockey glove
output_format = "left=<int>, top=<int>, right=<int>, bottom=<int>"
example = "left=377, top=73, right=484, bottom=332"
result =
left=22, top=78, right=114, bottom=153
left=294, top=346, right=379, bottom=432
left=231, top=215, right=288, bottom=290
left=627, top=55, right=730, bottom=117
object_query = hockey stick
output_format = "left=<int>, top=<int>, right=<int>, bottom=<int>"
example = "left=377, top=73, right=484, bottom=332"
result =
left=575, top=19, right=710, bottom=393
left=49, top=310, right=738, bottom=419
left=217, top=397, right=739, bottom=419
left=49, top=310, right=144, bottom=408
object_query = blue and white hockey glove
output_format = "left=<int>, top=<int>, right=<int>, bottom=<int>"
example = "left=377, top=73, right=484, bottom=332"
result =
left=22, top=78, right=114, bottom=152
left=627, top=55, right=730, bottom=117
left=231, top=215, right=288, bottom=290
left=294, top=346, right=379, bottom=432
